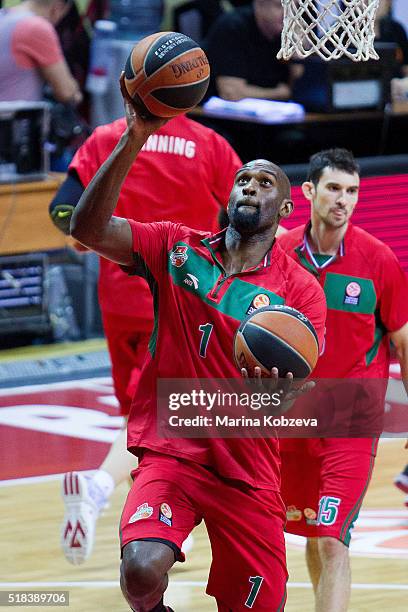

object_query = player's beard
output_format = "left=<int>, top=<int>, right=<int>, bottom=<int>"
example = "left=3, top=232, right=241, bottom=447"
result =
left=230, top=205, right=261, bottom=234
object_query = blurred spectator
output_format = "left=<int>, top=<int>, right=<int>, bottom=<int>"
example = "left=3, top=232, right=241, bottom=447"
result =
left=0, top=0, right=82, bottom=104
left=375, top=0, right=408, bottom=101
left=204, top=0, right=298, bottom=102
left=171, top=0, right=224, bottom=44
left=55, top=1, right=91, bottom=103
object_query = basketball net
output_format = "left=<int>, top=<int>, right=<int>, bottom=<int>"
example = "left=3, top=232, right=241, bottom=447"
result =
left=277, top=0, right=380, bottom=62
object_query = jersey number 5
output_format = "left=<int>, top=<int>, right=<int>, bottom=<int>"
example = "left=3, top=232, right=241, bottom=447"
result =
left=198, top=323, right=213, bottom=358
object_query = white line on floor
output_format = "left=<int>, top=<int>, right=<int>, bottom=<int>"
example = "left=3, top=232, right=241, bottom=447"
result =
left=0, top=582, right=407, bottom=591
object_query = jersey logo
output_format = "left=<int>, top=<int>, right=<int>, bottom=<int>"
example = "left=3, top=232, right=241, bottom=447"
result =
left=286, top=505, right=302, bottom=521
left=159, top=502, right=173, bottom=526
left=184, top=273, right=199, bottom=289
left=344, top=281, right=361, bottom=305
left=128, top=502, right=153, bottom=523
left=246, top=293, right=270, bottom=315
left=170, top=246, right=188, bottom=268
left=304, top=507, right=318, bottom=525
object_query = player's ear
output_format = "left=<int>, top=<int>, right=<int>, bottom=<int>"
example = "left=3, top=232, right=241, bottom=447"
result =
left=302, top=181, right=315, bottom=202
left=279, top=198, right=293, bottom=219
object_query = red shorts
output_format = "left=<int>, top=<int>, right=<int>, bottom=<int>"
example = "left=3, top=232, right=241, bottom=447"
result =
left=102, top=312, right=151, bottom=415
left=120, top=452, right=288, bottom=611
left=280, top=438, right=377, bottom=546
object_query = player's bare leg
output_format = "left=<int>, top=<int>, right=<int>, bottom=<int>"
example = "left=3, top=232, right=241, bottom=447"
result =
left=100, top=423, right=136, bottom=487
left=315, top=536, right=350, bottom=612
left=121, top=541, right=175, bottom=611
left=305, top=537, right=321, bottom=593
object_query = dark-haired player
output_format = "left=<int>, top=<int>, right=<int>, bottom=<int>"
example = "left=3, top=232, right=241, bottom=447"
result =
left=278, top=148, right=408, bottom=612
left=68, top=77, right=326, bottom=612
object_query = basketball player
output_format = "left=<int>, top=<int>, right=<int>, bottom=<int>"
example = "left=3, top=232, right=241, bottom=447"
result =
left=49, top=113, right=243, bottom=565
left=278, top=148, right=408, bottom=612
left=68, top=77, right=326, bottom=611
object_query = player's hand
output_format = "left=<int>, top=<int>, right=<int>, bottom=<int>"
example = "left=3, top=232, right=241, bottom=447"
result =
left=119, top=72, right=167, bottom=139
left=241, top=366, right=315, bottom=413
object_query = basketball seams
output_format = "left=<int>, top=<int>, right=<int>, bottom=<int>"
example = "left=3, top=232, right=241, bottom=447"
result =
left=234, top=331, right=270, bottom=376
left=143, top=94, right=191, bottom=114
left=139, top=47, right=207, bottom=95
left=141, top=32, right=185, bottom=78
left=246, top=322, right=314, bottom=371
left=248, top=311, right=319, bottom=355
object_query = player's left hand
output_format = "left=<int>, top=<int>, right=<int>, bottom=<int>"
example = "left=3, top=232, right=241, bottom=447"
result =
left=240, top=366, right=315, bottom=413
left=119, top=72, right=168, bottom=139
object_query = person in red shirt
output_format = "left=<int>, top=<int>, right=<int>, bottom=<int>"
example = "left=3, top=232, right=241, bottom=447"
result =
left=0, top=0, right=82, bottom=104
left=68, top=82, right=326, bottom=611
left=49, top=113, right=243, bottom=565
left=278, top=148, right=408, bottom=612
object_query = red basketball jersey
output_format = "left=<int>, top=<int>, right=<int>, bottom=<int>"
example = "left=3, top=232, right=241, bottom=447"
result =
left=69, top=115, right=242, bottom=321
left=125, top=221, right=327, bottom=490
left=279, top=222, right=408, bottom=379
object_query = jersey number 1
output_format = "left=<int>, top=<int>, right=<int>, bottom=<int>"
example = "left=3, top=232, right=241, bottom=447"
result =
left=245, top=575, right=264, bottom=608
left=198, top=323, right=213, bottom=358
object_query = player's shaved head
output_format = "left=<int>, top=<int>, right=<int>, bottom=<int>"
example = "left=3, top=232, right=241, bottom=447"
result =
left=229, top=159, right=293, bottom=235
left=236, top=159, right=291, bottom=201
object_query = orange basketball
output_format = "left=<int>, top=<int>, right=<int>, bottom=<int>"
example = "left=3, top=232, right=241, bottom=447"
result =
left=234, top=305, right=319, bottom=379
left=123, top=31, right=210, bottom=118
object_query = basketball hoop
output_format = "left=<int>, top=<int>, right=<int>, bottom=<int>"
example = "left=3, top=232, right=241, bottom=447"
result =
left=277, top=0, right=380, bottom=62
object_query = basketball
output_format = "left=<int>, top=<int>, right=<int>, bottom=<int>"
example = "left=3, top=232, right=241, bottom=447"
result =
left=234, top=305, right=319, bottom=379
left=123, top=31, right=210, bottom=118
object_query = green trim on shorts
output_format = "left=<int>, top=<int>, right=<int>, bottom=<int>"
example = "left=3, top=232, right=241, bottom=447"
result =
left=339, top=444, right=376, bottom=546
left=276, top=583, right=287, bottom=612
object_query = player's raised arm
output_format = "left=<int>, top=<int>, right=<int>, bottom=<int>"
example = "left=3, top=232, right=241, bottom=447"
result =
left=70, top=75, right=167, bottom=266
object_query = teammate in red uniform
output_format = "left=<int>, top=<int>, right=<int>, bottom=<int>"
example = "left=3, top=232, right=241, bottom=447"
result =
left=49, top=114, right=242, bottom=564
left=68, top=83, right=326, bottom=611
left=278, top=148, right=408, bottom=612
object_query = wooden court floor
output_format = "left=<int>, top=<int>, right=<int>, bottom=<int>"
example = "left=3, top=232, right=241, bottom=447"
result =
left=1, top=438, right=407, bottom=611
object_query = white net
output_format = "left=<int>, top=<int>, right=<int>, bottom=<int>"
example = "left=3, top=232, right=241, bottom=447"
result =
left=277, top=0, right=380, bottom=62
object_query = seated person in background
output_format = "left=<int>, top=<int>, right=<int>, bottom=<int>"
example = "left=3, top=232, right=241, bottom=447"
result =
left=0, top=0, right=82, bottom=104
left=375, top=0, right=408, bottom=100
left=169, top=0, right=224, bottom=44
left=204, top=0, right=299, bottom=102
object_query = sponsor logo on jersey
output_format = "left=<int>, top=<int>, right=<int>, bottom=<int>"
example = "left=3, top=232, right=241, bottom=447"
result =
left=286, top=505, right=302, bottom=521
left=159, top=502, right=173, bottom=526
left=246, top=293, right=270, bottom=315
left=129, top=502, right=153, bottom=523
left=344, top=281, right=361, bottom=305
left=184, top=273, right=199, bottom=289
left=170, top=246, right=188, bottom=268
left=304, top=507, right=318, bottom=525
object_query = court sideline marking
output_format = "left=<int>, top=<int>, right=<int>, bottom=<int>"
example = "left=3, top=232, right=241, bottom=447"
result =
left=0, top=582, right=407, bottom=591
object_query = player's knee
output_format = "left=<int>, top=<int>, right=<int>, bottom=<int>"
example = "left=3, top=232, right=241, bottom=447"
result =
left=120, top=542, right=167, bottom=599
left=318, top=536, right=348, bottom=564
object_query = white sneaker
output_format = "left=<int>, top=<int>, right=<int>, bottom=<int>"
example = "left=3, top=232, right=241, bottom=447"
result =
left=60, top=472, right=107, bottom=565
left=394, top=469, right=408, bottom=495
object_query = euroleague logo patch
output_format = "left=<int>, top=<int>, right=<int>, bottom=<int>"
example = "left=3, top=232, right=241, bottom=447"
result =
left=246, top=293, right=270, bottom=315
left=344, top=281, right=361, bottom=306
left=304, top=507, right=318, bottom=525
left=170, top=245, right=188, bottom=268
left=159, top=502, right=173, bottom=527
